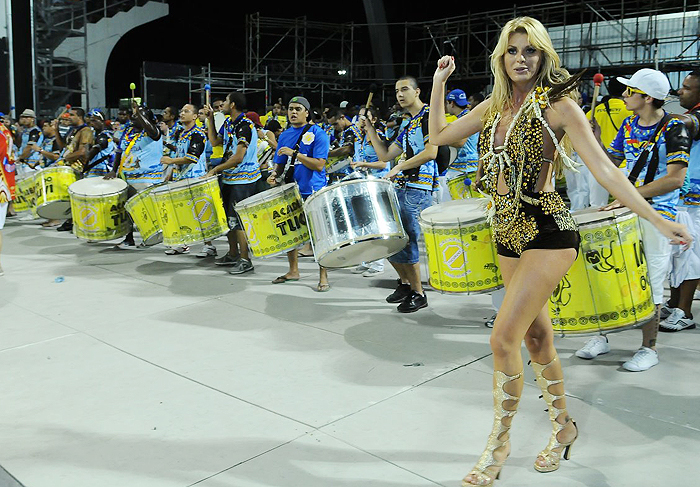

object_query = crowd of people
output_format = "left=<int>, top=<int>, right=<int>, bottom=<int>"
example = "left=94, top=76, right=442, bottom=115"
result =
left=1, top=15, right=700, bottom=486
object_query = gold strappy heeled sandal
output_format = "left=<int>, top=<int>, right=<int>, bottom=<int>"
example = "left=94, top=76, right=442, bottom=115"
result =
left=462, top=370, right=522, bottom=487
left=531, top=356, right=579, bottom=473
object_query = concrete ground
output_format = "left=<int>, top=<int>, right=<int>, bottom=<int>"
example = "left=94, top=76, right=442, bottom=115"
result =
left=0, top=219, right=698, bottom=487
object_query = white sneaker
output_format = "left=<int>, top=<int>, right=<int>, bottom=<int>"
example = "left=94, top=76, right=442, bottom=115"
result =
left=622, top=347, right=659, bottom=372
left=575, top=335, right=610, bottom=359
left=362, top=267, right=384, bottom=277
left=116, top=239, right=139, bottom=250
left=195, top=244, right=217, bottom=258
left=660, top=302, right=673, bottom=320
left=352, top=264, right=370, bottom=274
left=659, top=307, right=697, bottom=332
left=19, top=214, right=37, bottom=222
left=164, top=246, right=190, bottom=255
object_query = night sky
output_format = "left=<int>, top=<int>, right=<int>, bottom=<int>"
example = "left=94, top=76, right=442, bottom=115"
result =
left=105, top=1, right=517, bottom=110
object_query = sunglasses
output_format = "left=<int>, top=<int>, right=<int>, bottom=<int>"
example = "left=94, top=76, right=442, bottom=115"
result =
left=624, top=87, right=647, bottom=97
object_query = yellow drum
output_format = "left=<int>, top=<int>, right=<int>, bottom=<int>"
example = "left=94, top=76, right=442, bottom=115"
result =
left=235, top=183, right=309, bottom=258
left=151, top=176, right=228, bottom=246
left=326, top=156, right=351, bottom=174
left=447, top=171, right=483, bottom=200
left=125, top=184, right=164, bottom=246
left=549, top=208, right=655, bottom=336
left=14, top=173, right=36, bottom=213
left=419, top=199, right=503, bottom=293
left=34, top=166, right=78, bottom=219
left=68, top=178, right=130, bottom=241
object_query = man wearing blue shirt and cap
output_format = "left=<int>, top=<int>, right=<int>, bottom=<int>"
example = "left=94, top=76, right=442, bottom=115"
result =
left=268, top=96, right=331, bottom=292
left=442, top=89, right=480, bottom=201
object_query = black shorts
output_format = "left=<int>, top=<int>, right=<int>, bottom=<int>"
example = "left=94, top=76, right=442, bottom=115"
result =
left=496, top=227, right=581, bottom=258
left=221, top=182, right=258, bottom=230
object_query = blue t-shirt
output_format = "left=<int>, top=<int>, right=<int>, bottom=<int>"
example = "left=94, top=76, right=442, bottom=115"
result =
left=608, top=114, right=690, bottom=221
left=681, top=107, right=700, bottom=207
left=451, top=108, right=480, bottom=173
left=20, top=126, right=42, bottom=168
left=354, top=129, right=390, bottom=178
left=273, top=124, right=329, bottom=196
left=392, top=105, right=439, bottom=192
left=85, top=130, right=116, bottom=178
left=118, top=126, right=164, bottom=184
left=173, top=125, right=207, bottom=179
left=218, top=113, right=261, bottom=185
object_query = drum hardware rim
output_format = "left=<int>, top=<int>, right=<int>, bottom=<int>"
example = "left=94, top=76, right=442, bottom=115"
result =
left=251, top=240, right=309, bottom=259
left=427, top=281, right=504, bottom=295
left=302, top=178, right=394, bottom=208
left=316, top=233, right=409, bottom=268
left=553, top=311, right=656, bottom=337
left=234, top=183, right=299, bottom=211
left=418, top=216, right=488, bottom=228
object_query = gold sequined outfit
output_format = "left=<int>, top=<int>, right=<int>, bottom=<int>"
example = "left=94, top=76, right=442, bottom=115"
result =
left=479, top=87, right=579, bottom=256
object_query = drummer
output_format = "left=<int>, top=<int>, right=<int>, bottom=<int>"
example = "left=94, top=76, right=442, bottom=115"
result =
left=267, top=95, right=331, bottom=292
left=50, top=108, right=94, bottom=231
left=327, top=107, right=360, bottom=179
left=15, top=109, right=42, bottom=177
left=28, top=120, right=60, bottom=167
left=350, top=106, right=391, bottom=277
left=443, top=89, right=480, bottom=200
left=82, top=110, right=116, bottom=178
left=106, top=103, right=164, bottom=249
left=203, top=92, right=261, bottom=274
left=577, top=69, right=691, bottom=371
left=362, top=76, right=438, bottom=312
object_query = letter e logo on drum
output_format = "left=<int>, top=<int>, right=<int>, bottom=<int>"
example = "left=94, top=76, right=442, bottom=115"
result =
left=192, top=198, right=213, bottom=224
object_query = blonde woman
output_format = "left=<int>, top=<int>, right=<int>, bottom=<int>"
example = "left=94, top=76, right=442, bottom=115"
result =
left=428, top=17, right=691, bottom=486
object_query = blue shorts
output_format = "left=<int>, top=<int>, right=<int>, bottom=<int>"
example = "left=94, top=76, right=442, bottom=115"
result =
left=388, top=186, right=433, bottom=264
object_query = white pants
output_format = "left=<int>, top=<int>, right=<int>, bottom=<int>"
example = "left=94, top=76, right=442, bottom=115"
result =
left=640, top=218, right=673, bottom=305
left=669, top=206, right=700, bottom=287
left=437, top=175, right=450, bottom=203
left=564, top=166, right=589, bottom=212
left=586, top=167, right=610, bottom=208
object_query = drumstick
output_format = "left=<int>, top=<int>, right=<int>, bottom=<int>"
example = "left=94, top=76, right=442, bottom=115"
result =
left=365, top=84, right=378, bottom=110
left=591, top=73, right=604, bottom=114
left=204, top=84, right=211, bottom=107
left=129, top=83, right=137, bottom=105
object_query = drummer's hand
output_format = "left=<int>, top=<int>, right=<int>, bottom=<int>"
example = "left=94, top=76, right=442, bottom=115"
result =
left=267, top=174, right=278, bottom=186
left=104, top=171, right=117, bottom=180
left=361, top=115, right=374, bottom=132
left=277, top=147, right=294, bottom=157
left=385, top=165, right=401, bottom=180
left=160, top=156, right=173, bottom=165
left=202, top=104, right=213, bottom=118
left=600, top=199, right=623, bottom=211
left=350, top=161, right=362, bottom=170
left=205, top=168, right=218, bottom=178
left=433, top=55, right=455, bottom=84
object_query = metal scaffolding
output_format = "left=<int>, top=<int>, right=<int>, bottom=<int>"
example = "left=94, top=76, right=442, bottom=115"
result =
left=32, top=0, right=164, bottom=116
left=245, top=0, right=700, bottom=103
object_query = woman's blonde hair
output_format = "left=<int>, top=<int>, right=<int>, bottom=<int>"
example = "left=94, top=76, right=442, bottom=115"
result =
left=486, top=17, right=579, bottom=176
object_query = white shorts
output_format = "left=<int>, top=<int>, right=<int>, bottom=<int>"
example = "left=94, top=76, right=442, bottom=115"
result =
left=0, top=201, right=7, bottom=229
left=669, top=206, right=700, bottom=287
left=640, top=218, right=672, bottom=305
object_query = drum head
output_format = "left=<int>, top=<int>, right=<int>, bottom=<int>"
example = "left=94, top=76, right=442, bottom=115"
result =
left=69, top=177, right=127, bottom=196
left=572, top=207, right=632, bottom=225
left=420, top=199, right=487, bottom=225
left=236, top=183, right=296, bottom=209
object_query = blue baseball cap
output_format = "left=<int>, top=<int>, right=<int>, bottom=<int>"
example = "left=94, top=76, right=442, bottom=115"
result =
left=446, top=89, right=468, bottom=107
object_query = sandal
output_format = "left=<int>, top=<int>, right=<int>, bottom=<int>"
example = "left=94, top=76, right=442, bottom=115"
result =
left=315, top=283, right=331, bottom=292
left=272, top=275, right=300, bottom=284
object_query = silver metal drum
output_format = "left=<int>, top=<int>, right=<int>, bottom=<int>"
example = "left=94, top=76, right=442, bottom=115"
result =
left=303, top=177, right=408, bottom=268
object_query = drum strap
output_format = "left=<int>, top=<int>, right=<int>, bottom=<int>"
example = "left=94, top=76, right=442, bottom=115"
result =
left=627, top=114, right=671, bottom=188
left=278, top=124, right=312, bottom=184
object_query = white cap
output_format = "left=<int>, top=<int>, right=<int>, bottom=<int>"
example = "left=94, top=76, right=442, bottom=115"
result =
left=617, top=68, right=671, bottom=100
left=339, top=100, right=349, bottom=108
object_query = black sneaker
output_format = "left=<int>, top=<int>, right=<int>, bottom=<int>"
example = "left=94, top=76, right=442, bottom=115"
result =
left=229, top=258, right=254, bottom=275
left=386, top=283, right=412, bottom=303
left=57, top=220, right=73, bottom=232
left=397, top=291, right=428, bottom=313
left=215, top=253, right=240, bottom=266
